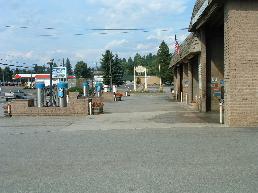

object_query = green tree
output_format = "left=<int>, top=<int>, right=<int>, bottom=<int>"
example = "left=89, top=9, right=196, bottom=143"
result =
left=65, top=58, right=73, bottom=75
left=14, top=68, right=20, bottom=75
left=133, top=53, right=144, bottom=67
left=157, top=41, right=172, bottom=83
left=74, top=61, right=93, bottom=79
left=100, top=50, right=114, bottom=85
left=0, top=67, right=3, bottom=82
left=4, top=67, right=13, bottom=82
left=53, top=63, right=58, bottom=68
left=113, top=55, right=124, bottom=86
left=33, top=64, right=46, bottom=73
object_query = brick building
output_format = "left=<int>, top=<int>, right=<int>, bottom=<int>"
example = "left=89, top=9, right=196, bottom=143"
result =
left=171, top=0, right=258, bottom=127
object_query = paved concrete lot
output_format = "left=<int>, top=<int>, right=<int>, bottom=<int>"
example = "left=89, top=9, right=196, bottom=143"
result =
left=0, top=94, right=258, bottom=193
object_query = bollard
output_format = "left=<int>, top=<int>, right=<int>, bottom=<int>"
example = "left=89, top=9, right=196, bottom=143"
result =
left=89, top=101, right=92, bottom=115
left=186, top=93, right=188, bottom=104
left=220, top=101, right=223, bottom=124
left=176, top=90, right=178, bottom=100
left=181, top=92, right=183, bottom=103
left=66, top=95, right=69, bottom=104
left=7, top=104, right=11, bottom=115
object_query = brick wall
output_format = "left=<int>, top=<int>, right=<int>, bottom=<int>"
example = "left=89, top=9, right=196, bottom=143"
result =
left=182, top=63, right=189, bottom=102
left=224, top=0, right=258, bottom=127
left=188, top=63, right=193, bottom=103
left=10, top=92, right=96, bottom=116
left=199, top=30, right=207, bottom=112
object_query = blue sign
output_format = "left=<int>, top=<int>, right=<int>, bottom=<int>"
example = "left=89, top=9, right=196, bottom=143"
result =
left=214, top=92, right=221, bottom=97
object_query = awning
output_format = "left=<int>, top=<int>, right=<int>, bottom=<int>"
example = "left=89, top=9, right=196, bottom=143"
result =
left=35, top=75, right=50, bottom=79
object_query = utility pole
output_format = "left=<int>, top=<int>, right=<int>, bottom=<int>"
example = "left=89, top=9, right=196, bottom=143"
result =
left=62, top=58, right=65, bottom=82
left=48, top=59, right=54, bottom=106
left=109, top=55, right=112, bottom=92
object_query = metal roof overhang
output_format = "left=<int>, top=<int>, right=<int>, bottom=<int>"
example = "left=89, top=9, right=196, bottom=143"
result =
left=189, top=0, right=223, bottom=32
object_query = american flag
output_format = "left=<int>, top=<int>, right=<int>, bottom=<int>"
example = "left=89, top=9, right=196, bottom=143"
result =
left=175, top=35, right=180, bottom=55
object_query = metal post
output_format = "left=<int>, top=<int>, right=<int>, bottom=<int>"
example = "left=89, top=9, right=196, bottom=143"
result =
left=181, top=92, right=183, bottom=103
left=134, top=66, right=136, bottom=91
left=159, top=64, right=162, bottom=90
left=186, top=93, right=188, bottom=104
left=30, top=71, right=32, bottom=89
left=48, top=59, right=54, bottom=106
left=144, top=69, right=147, bottom=91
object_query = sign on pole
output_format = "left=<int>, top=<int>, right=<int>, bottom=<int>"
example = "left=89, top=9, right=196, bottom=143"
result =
left=52, top=67, right=67, bottom=79
left=135, top=66, right=146, bottom=73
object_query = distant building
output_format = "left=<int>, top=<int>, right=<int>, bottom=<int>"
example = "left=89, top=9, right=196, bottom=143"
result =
left=13, top=74, right=76, bottom=87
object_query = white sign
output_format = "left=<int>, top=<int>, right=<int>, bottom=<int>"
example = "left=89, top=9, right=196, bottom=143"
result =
left=135, top=66, right=146, bottom=73
left=52, top=67, right=67, bottom=79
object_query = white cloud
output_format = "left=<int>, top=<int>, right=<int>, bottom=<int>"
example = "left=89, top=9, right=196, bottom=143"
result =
left=147, top=28, right=175, bottom=42
left=105, top=39, right=129, bottom=50
left=88, top=0, right=187, bottom=27
left=136, top=43, right=153, bottom=51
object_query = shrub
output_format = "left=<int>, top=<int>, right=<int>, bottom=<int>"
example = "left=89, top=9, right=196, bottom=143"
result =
left=68, top=87, right=83, bottom=94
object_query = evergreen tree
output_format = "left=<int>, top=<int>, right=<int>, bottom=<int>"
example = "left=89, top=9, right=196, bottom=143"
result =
left=33, top=64, right=46, bottom=73
left=14, top=68, right=20, bottom=75
left=157, top=41, right=172, bottom=83
left=0, top=67, right=3, bottom=82
left=127, top=57, right=134, bottom=75
left=65, top=58, right=73, bottom=75
left=113, top=55, right=124, bottom=86
left=53, top=63, right=58, bottom=68
left=74, top=61, right=93, bottom=79
left=100, top=50, right=114, bottom=85
left=133, top=53, right=144, bottom=67
left=4, top=67, right=13, bottom=82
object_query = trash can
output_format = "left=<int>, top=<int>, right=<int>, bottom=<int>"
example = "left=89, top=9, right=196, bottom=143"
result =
left=35, top=82, right=45, bottom=107
left=83, top=82, right=89, bottom=97
left=95, top=82, right=103, bottom=97
left=57, top=82, right=68, bottom=107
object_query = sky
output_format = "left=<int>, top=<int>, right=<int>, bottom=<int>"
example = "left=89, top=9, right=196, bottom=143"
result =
left=0, top=0, right=195, bottom=68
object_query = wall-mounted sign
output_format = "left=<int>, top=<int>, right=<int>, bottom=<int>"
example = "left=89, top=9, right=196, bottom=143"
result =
left=214, top=91, right=221, bottom=97
left=211, top=77, right=218, bottom=84
left=52, top=67, right=67, bottom=79
left=184, top=80, right=190, bottom=87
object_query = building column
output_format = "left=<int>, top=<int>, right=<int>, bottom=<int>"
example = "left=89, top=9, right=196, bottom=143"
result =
left=183, top=63, right=188, bottom=103
left=224, top=0, right=258, bottom=127
left=188, top=62, right=193, bottom=103
left=176, top=66, right=181, bottom=100
left=199, top=29, right=207, bottom=112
